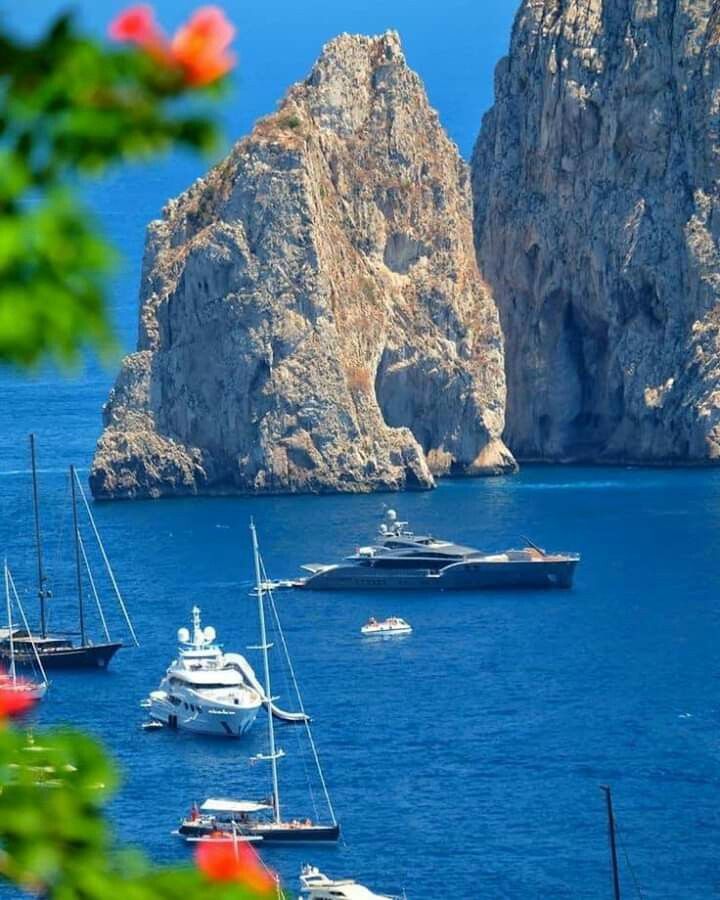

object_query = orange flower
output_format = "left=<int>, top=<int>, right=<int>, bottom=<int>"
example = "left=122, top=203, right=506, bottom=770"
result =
left=109, top=5, right=236, bottom=86
left=196, top=837, right=276, bottom=893
left=170, top=6, right=236, bottom=86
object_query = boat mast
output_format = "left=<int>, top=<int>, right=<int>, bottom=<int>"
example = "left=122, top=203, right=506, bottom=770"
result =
left=70, top=465, right=85, bottom=646
left=601, top=785, right=621, bottom=900
left=4, top=560, right=15, bottom=684
left=250, top=520, right=281, bottom=824
left=29, top=434, right=48, bottom=637
left=7, top=567, right=48, bottom=688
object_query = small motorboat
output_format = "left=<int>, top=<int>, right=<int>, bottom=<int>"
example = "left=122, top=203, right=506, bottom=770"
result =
left=360, top=616, right=412, bottom=637
left=299, top=864, right=402, bottom=899
left=141, top=720, right=164, bottom=731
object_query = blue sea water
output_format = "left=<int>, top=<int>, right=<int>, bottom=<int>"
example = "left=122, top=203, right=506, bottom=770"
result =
left=0, top=1, right=719, bottom=896
left=0, top=465, right=719, bottom=898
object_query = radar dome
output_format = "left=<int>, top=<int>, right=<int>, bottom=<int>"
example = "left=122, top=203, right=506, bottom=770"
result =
left=386, top=509, right=397, bottom=521
left=203, top=626, right=216, bottom=642
left=177, top=627, right=190, bottom=643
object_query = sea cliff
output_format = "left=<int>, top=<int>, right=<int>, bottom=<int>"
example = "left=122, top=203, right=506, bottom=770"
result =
left=473, top=0, right=720, bottom=463
left=91, top=31, right=514, bottom=499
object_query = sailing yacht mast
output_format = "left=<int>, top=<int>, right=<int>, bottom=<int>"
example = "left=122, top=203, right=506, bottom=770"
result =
left=4, top=561, right=16, bottom=684
left=70, top=465, right=86, bottom=646
left=29, top=434, right=48, bottom=637
left=250, top=520, right=281, bottom=824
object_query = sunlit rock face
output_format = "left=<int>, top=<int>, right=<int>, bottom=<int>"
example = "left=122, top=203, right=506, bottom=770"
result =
left=91, top=31, right=514, bottom=499
left=473, top=0, right=720, bottom=463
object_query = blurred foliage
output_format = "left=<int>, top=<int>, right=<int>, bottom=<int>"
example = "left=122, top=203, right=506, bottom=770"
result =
left=0, top=722, right=282, bottom=898
left=0, top=12, right=223, bottom=368
left=0, top=9, right=274, bottom=895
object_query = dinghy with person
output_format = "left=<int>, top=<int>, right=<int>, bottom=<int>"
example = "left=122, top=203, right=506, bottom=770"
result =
left=360, top=616, right=412, bottom=637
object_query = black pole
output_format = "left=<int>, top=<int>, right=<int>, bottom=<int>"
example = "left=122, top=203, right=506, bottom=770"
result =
left=70, top=466, right=85, bottom=646
left=601, top=785, right=621, bottom=900
left=29, top=434, right=47, bottom=637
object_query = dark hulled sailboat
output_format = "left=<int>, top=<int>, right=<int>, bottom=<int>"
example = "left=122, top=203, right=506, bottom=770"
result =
left=0, top=436, right=136, bottom=670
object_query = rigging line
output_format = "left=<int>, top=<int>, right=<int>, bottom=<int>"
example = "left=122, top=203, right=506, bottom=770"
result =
left=266, top=606, right=320, bottom=821
left=7, top=567, right=48, bottom=686
left=616, top=821, right=645, bottom=900
left=78, top=535, right=112, bottom=644
left=260, top=553, right=336, bottom=826
left=73, top=471, right=139, bottom=646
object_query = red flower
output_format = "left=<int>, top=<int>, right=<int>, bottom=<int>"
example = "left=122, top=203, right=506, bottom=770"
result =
left=108, top=5, right=168, bottom=58
left=170, top=7, right=236, bottom=86
left=0, top=677, right=37, bottom=721
left=196, top=837, right=276, bottom=893
left=109, top=5, right=236, bottom=86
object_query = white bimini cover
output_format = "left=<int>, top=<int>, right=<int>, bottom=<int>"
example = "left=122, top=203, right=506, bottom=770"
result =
left=199, top=798, right=272, bottom=814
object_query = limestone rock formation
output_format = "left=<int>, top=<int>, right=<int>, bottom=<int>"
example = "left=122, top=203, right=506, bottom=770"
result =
left=91, top=31, right=514, bottom=499
left=473, top=0, right=720, bottom=463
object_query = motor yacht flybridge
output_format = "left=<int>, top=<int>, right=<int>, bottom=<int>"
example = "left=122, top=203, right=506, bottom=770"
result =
left=296, top=509, right=580, bottom=591
left=178, top=521, right=339, bottom=844
left=299, top=865, right=403, bottom=900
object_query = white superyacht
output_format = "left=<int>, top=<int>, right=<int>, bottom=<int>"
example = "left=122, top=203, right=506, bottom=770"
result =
left=147, top=607, right=262, bottom=738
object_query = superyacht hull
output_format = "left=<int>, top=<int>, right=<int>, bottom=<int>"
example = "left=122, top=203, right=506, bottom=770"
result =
left=299, top=558, right=578, bottom=591
left=0, top=640, right=122, bottom=669
left=149, top=693, right=260, bottom=738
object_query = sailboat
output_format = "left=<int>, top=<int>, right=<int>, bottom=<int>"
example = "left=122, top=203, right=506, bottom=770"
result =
left=178, top=521, right=339, bottom=844
left=3, top=561, right=48, bottom=701
left=0, top=435, right=138, bottom=670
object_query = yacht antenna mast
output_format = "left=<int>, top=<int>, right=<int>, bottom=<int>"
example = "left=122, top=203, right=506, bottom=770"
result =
left=29, top=434, right=48, bottom=637
left=250, top=520, right=281, bottom=824
left=70, top=465, right=85, bottom=646
left=601, top=785, right=621, bottom=900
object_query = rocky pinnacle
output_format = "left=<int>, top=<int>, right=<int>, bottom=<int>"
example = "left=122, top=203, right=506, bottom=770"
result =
left=91, top=31, right=514, bottom=499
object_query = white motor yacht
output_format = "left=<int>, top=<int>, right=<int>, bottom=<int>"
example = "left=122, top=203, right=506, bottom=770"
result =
left=148, top=607, right=262, bottom=737
left=360, top=616, right=412, bottom=637
left=299, top=865, right=401, bottom=900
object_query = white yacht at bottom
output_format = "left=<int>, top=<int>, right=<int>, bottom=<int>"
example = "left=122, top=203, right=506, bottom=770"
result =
left=147, top=607, right=262, bottom=738
left=299, top=865, right=403, bottom=900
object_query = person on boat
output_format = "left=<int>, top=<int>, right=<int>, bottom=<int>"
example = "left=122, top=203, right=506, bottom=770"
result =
left=190, top=802, right=199, bottom=821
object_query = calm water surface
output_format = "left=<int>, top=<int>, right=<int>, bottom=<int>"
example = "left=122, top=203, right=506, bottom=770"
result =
left=0, top=464, right=717, bottom=898
left=0, top=4, right=718, bottom=895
